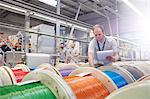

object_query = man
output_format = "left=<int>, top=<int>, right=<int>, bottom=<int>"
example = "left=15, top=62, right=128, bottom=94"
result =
left=58, top=43, right=67, bottom=63
left=88, top=24, right=118, bottom=67
left=1, top=38, right=11, bottom=52
left=14, top=43, right=21, bottom=51
left=66, top=41, right=79, bottom=63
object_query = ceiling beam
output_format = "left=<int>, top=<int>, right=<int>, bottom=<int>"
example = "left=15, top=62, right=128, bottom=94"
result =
left=0, top=10, right=9, bottom=18
left=83, top=0, right=119, bottom=17
left=70, top=0, right=107, bottom=17
left=61, top=7, right=76, bottom=15
left=61, top=8, right=76, bottom=17
left=0, top=0, right=92, bottom=29
left=61, top=0, right=86, bottom=14
left=80, top=3, right=107, bottom=18
left=105, top=6, right=120, bottom=17
left=23, top=0, right=32, bottom=2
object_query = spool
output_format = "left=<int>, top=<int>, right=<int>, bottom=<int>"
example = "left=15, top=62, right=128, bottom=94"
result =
left=77, top=62, right=90, bottom=67
left=13, top=64, right=30, bottom=72
left=12, top=69, right=29, bottom=83
left=69, top=67, right=117, bottom=93
left=23, top=70, right=76, bottom=99
left=56, top=63, right=79, bottom=77
left=0, top=65, right=30, bottom=85
left=55, top=63, right=65, bottom=68
left=112, top=61, right=134, bottom=66
left=118, top=65, right=144, bottom=80
left=64, top=75, right=109, bottom=99
left=113, top=61, right=150, bottom=75
left=106, top=80, right=150, bottom=99
left=37, top=63, right=62, bottom=77
left=99, top=66, right=136, bottom=84
left=103, top=71, right=128, bottom=88
left=137, top=74, right=150, bottom=81
left=0, top=77, right=3, bottom=86
left=132, top=63, right=150, bottom=75
left=0, top=81, right=57, bottom=99
left=12, top=64, right=30, bottom=83
left=0, top=66, right=16, bottom=85
left=56, top=63, right=79, bottom=68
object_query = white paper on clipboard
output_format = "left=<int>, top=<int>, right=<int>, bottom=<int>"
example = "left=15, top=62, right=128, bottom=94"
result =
left=97, top=50, right=113, bottom=61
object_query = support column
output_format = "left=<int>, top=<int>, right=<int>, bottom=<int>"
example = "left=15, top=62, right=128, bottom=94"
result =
left=24, top=11, right=30, bottom=53
left=69, top=3, right=81, bottom=38
left=55, top=0, right=61, bottom=65
left=103, top=9, right=113, bottom=36
left=116, top=0, right=120, bottom=44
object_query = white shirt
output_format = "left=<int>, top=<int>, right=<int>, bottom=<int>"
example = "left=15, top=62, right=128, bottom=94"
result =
left=67, top=47, right=79, bottom=63
left=59, top=48, right=67, bottom=62
left=88, top=36, right=118, bottom=65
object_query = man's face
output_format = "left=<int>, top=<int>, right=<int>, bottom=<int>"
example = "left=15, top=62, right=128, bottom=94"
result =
left=93, top=27, right=104, bottom=41
left=60, top=44, right=64, bottom=48
left=71, top=43, right=75, bottom=48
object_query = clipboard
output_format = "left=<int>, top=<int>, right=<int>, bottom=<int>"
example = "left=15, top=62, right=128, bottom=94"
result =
left=97, top=50, right=113, bottom=61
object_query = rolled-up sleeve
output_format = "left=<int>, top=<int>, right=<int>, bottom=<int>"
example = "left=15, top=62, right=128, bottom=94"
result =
left=111, top=39, right=118, bottom=53
left=88, top=39, right=95, bottom=54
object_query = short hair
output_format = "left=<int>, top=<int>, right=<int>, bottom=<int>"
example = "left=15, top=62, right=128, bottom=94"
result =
left=60, top=43, right=64, bottom=45
left=0, top=33, right=4, bottom=34
left=92, top=24, right=104, bottom=33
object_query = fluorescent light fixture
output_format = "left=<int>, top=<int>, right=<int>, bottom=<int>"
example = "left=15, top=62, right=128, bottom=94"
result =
left=74, top=25, right=89, bottom=31
left=34, top=13, right=57, bottom=22
left=0, top=3, right=26, bottom=13
left=121, top=0, right=144, bottom=18
left=38, top=0, right=57, bottom=7
left=31, top=13, right=89, bottom=31
left=0, top=2, right=89, bottom=32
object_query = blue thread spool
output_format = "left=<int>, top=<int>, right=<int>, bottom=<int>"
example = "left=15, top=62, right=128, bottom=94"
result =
left=104, top=71, right=128, bottom=88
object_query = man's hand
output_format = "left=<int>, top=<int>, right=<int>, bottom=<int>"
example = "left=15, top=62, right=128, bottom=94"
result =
left=106, top=56, right=116, bottom=62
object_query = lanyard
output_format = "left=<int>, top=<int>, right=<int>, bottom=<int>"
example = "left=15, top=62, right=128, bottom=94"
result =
left=97, top=38, right=106, bottom=51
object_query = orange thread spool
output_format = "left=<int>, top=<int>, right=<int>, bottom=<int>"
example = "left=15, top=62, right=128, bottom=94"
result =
left=12, top=69, right=29, bottom=82
left=64, top=76, right=109, bottom=99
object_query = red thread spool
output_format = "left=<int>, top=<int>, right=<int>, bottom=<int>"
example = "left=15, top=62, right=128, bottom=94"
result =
left=12, top=69, right=29, bottom=82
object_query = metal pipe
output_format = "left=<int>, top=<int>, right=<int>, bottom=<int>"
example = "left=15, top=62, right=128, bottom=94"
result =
left=69, top=3, right=81, bottom=38
left=55, top=0, right=61, bottom=65
left=24, top=11, right=30, bottom=53
left=1, top=22, right=140, bottom=46
left=80, top=2, right=107, bottom=18
left=104, top=10, right=113, bottom=36
left=27, top=29, right=89, bottom=43
left=0, top=0, right=92, bottom=29
left=0, top=22, right=89, bottom=43
left=115, top=0, right=120, bottom=45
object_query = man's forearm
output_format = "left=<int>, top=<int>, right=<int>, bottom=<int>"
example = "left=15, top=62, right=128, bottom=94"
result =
left=113, top=52, right=119, bottom=61
left=88, top=53, right=94, bottom=67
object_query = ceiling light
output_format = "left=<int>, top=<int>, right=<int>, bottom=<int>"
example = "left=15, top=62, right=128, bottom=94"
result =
left=121, top=0, right=144, bottom=18
left=0, top=3, right=26, bottom=13
left=38, top=0, right=57, bottom=7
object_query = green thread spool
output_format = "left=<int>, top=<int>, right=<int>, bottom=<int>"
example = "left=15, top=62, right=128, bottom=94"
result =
left=0, top=82, right=56, bottom=99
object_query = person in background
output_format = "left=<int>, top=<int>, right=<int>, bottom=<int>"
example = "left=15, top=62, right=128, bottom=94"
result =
left=88, top=24, right=119, bottom=68
left=0, top=39, right=3, bottom=63
left=1, top=38, right=12, bottom=52
left=29, top=43, right=32, bottom=53
left=14, top=43, right=21, bottom=51
left=58, top=43, right=67, bottom=63
left=66, top=41, right=80, bottom=63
